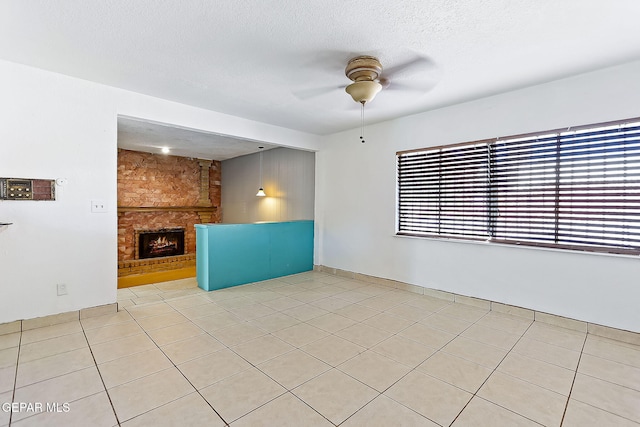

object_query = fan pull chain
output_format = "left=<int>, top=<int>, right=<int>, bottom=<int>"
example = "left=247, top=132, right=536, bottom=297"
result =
left=360, top=101, right=366, bottom=143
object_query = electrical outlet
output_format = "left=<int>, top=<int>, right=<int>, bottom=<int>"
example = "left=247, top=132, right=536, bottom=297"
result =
left=57, top=283, right=68, bottom=296
left=91, top=199, right=107, bottom=213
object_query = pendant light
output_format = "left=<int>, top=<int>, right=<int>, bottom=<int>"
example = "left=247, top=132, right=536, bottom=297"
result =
left=256, top=146, right=266, bottom=197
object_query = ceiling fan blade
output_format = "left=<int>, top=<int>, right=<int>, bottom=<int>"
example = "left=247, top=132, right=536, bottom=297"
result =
left=382, top=54, right=437, bottom=79
left=382, top=80, right=438, bottom=92
left=298, top=49, right=355, bottom=71
left=378, top=53, right=440, bottom=95
left=293, top=85, right=345, bottom=100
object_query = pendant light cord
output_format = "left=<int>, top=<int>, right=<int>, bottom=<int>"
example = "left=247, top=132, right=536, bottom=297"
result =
left=360, top=101, right=366, bottom=143
left=259, top=149, right=263, bottom=187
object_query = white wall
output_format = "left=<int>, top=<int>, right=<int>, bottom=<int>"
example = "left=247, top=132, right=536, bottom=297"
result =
left=222, top=147, right=315, bottom=223
left=0, top=59, right=320, bottom=324
left=316, top=60, right=640, bottom=332
left=0, top=61, right=118, bottom=323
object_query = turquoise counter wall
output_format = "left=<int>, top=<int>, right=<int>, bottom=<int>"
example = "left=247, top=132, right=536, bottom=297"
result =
left=195, top=220, right=314, bottom=291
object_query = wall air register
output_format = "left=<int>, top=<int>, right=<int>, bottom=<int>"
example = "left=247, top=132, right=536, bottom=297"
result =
left=0, top=178, right=56, bottom=201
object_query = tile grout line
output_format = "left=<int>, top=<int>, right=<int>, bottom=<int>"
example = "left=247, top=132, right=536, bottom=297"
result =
left=285, top=392, right=336, bottom=427
left=220, top=341, right=327, bottom=425
left=336, top=302, right=491, bottom=427
left=558, top=331, right=588, bottom=426
left=429, top=309, right=504, bottom=426
left=15, top=286, right=334, bottom=427
left=7, top=329, right=22, bottom=427
left=180, top=273, right=343, bottom=425
left=211, top=291, right=343, bottom=426
left=122, top=305, right=232, bottom=426
left=576, top=361, right=640, bottom=394
left=290, top=287, right=533, bottom=425
left=216, top=314, right=339, bottom=425
left=223, top=282, right=376, bottom=423
left=80, top=322, right=121, bottom=426
left=5, top=279, right=289, bottom=426
left=446, top=313, right=541, bottom=426
left=8, top=327, right=108, bottom=426
left=203, top=278, right=412, bottom=425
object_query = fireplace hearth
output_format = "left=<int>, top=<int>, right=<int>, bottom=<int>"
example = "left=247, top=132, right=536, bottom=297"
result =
left=137, top=228, right=185, bottom=259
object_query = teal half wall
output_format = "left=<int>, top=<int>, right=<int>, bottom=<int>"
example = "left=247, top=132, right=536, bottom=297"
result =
left=195, top=220, right=314, bottom=291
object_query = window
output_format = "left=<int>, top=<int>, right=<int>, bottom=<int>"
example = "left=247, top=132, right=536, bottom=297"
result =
left=397, top=118, right=640, bottom=255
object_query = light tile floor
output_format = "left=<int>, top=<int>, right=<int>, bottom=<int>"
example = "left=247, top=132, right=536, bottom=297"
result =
left=1, top=271, right=640, bottom=426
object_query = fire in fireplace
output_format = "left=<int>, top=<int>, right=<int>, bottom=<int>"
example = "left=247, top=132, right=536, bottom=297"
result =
left=138, top=228, right=185, bottom=259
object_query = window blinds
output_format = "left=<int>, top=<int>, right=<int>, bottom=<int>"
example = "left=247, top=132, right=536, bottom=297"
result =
left=398, top=142, right=489, bottom=239
left=397, top=119, right=640, bottom=255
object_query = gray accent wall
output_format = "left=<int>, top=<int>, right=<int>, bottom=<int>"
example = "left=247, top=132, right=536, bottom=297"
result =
left=221, top=147, right=315, bottom=223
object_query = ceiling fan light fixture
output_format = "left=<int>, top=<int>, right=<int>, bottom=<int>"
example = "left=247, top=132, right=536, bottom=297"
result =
left=345, top=80, right=382, bottom=104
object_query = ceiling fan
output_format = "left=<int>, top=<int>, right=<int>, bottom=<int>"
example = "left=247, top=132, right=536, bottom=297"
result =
left=294, top=52, right=438, bottom=107
left=344, top=55, right=385, bottom=105
left=294, top=52, right=438, bottom=142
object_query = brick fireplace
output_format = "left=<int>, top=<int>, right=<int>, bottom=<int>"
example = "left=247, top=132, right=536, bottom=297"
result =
left=117, top=149, right=221, bottom=281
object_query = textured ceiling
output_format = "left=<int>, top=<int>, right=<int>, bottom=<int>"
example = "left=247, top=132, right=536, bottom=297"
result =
left=2, top=0, right=640, bottom=143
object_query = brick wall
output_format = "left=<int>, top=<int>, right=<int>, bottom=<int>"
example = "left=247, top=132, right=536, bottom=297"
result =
left=119, top=150, right=201, bottom=206
left=209, top=162, right=222, bottom=222
left=117, top=149, right=221, bottom=263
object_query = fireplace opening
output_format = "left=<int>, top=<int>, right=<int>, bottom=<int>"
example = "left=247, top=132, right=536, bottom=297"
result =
left=137, top=228, right=185, bottom=259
